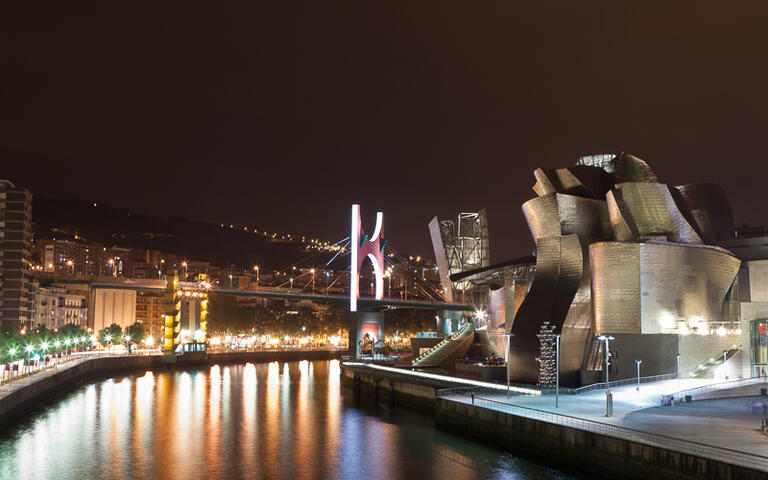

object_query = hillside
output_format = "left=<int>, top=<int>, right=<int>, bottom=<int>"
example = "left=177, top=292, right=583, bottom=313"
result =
left=32, top=196, right=334, bottom=270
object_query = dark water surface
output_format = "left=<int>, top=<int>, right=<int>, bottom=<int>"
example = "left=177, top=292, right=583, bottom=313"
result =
left=0, top=360, right=578, bottom=479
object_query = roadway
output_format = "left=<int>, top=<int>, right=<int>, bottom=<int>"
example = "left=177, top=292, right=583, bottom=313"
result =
left=89, top=280, right=475, bottom=311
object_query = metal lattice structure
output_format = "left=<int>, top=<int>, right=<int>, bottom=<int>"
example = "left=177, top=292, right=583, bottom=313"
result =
left=429, top=210, right=489, bottom=303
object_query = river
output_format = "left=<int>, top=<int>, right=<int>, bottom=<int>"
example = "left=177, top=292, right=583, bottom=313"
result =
left=0, top=360, right=578, bottom=479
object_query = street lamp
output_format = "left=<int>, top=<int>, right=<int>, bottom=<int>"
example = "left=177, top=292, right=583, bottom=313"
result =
left=505, top=332, right=514, bottom=399
left=290, top=278, right=293, bottom=292
left=555, top=334, right=561, bottom=408
left=635, top=359, right=642, bottom=391
left=675, top=353, right=681, bottom=384
left=723, top=349, right=729, bottom=380
left=254, top=266, right=260, bottom=287
left=182, top=261, right=188, bottom=279
left=310, top=268, right=315, bottom=294
left=598, top=334, right=615, bottom=416
left=66, top=259, right=74, bottom=275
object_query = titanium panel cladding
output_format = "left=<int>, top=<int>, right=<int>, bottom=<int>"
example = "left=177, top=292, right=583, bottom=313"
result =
left=591, top=242, right=642, bottom=334
left=672, top=183, right=736, bottom=242
left=613, top=153, right=659, bottom=183
left=639, top=242, right=740, bottom=334
left=523, top=194, right=611, bottom=242
left=608, top=183, right=702, bottom=244
left=507, top=235, right=582, bottom=382
left=591, top=241, right=740, bottom=334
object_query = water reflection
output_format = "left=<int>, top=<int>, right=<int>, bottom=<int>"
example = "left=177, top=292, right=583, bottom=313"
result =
left=0, top=360, right=576, bottom=480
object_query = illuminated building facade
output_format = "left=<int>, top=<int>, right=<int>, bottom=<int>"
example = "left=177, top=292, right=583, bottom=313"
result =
left=163, top=275, right=208, bottom=354
left=456, top=154, right=750, bottom=385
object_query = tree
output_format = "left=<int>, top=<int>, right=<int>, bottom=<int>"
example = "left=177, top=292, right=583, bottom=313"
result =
left=0, top=326, right=21, bottom=363
left=124, top=322, right=146, bottom=345
left=59, top=323, right=88, bottom=340
left=98, top=323, right=123, bottom=345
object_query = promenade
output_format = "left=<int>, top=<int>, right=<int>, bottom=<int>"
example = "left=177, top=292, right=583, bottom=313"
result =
left=439, top=377, right=768, bottom=473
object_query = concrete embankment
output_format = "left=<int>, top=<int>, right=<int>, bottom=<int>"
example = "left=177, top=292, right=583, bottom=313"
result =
left=0, top=350, right=341, bottom=429
left=342, top=362, right=478, bottom=411
left=342, top=363, right=768, bottom=480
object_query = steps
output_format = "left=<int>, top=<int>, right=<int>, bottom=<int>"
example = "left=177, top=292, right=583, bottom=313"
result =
left=411, top=322, right=475, bottom=367
left=689, top=344, right=741, bottom=378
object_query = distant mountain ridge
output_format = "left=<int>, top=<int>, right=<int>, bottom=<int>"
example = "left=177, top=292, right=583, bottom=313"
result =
left=32, top=196, right=320, bottom=270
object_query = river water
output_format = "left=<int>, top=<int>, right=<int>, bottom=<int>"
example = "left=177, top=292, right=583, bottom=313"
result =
left=0, top=360, right=577, bottom=479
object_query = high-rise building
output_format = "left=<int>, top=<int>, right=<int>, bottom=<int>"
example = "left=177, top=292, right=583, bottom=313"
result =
left=0, top=180, right=34, bottom=328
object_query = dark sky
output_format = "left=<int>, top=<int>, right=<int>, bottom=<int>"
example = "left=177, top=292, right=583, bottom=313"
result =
left=3, top=3, right=768, bottom=262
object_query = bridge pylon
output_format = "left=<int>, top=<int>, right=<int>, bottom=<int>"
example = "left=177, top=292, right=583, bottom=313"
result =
left=346, top=311, right=384, bottom=359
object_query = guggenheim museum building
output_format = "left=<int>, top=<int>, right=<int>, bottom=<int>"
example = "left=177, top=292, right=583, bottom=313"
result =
left=430, top=153, right=768, bottom=386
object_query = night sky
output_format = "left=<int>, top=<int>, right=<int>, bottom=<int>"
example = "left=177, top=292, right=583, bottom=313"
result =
left=3, top=3, right=768, bottom=262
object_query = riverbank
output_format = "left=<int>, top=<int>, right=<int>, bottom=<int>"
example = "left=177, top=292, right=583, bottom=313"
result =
left=342, top=362, right=768, bottom=480
left=0, top=349, right=342, bottom=429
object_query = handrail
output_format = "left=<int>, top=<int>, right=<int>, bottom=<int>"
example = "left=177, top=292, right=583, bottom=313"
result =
left=412, top=322, right=473, bottom=365
left=438, top=390, right=768, bottom=472
left=666, top=376, right=763, bottom=403
left=573, top=372, right=677, bottom=394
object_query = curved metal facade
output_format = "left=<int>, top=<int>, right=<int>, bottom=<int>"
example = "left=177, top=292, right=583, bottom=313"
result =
left=523, top=194, right=611, bottom=242
left=672, top=183, right=736, bottom=243
left=532, top=166, right=612, bottom=200
left=445, top=152, right=741, bottom=385
left=613, top=153, right=659, bottom=183
left=591, top=241, right=741, bottom=334
left=507, top=234, right=583, bottom=382
left=607, top=183, right=702, bottom=244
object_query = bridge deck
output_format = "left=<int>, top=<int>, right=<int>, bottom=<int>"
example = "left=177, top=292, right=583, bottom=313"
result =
left=89, top=282, right=474, bottom=311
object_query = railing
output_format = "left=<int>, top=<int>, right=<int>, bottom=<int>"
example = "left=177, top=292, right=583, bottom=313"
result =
left=412, top=323, right=472, bottom=365
left=572, top=372, right=677, bottom=394
left=438, top=390, right=768, bottom=472
left=667, top=376, right=764, bottom=403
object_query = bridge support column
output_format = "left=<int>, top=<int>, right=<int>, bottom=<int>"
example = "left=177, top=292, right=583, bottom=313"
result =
left=437, top=310, right=462, bottom=336
left=347, top=311, right=384, bottom=358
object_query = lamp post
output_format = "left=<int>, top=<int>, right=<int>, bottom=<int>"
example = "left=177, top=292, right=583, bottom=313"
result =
left=555, top=334, right=561, bottom=408
left=635, top=359, right=642, bottom=391
left=182, top=261, right=188, bottom=280
left=723, top=349, right=729, bottom=380
left=598, top=334, right=614, bottom=416
left=290, top=278, right=293, bottom=292
left=229, top=274, right=233, bottom=289
left=310, top=269, right=315, bottom=294
left=254, top=266, right=259, bottom=287
left=506, top=333, right=512, bottom=399
left=675, top=353, right=681, bottom=385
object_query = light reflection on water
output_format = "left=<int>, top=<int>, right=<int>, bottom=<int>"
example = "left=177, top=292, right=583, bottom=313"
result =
left=0, top=360, right=576, bottom=480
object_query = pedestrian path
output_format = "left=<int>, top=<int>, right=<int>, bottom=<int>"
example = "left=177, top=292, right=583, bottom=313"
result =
left=440, top=377, right=768, bottom=472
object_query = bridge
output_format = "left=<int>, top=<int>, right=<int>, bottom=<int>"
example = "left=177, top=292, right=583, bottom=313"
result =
left=79, top=204, right=475, bottom=358
left=89, top=281, right=473, bottom=312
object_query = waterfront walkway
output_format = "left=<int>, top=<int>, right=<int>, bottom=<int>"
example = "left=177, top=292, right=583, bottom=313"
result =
left=439, top=378, right=768, bottom=472
left=0, top=352, right=142, bottom=401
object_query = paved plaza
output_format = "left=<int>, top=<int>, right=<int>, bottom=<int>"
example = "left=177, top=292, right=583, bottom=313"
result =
left=448, top=376, right=768, bottom=458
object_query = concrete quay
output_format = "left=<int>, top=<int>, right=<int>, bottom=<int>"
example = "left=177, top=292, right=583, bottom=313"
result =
left=342, top=362, right=768, bottom=480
